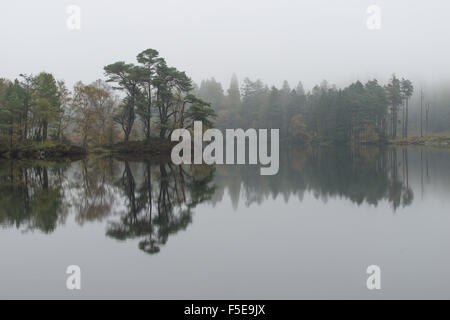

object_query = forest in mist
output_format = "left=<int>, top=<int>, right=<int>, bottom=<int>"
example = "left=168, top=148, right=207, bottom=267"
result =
left=1, top=48, right=449, bottom=152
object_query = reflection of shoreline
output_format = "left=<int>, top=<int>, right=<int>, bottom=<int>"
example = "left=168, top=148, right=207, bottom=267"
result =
left=106, top=161, right=216, bottom=254
left=0, top=158, right=216, bottom=255
left=211, top=146, right=415, bottom=211
left=2, top=146, right=448, bottom=253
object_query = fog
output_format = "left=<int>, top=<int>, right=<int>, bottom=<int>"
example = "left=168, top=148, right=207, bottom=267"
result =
left=1, top=0, right=450, bottom=89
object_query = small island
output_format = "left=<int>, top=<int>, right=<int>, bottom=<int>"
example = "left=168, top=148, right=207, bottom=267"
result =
left=0, top=49, right=216, bottom=159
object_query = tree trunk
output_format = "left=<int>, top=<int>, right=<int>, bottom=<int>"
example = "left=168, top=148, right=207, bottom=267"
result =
left=146, top=84, right=152, bottom=141
left=420, top=90, right=423, bottom=137
left=146, top=116, right=151, bottom=141
left=42, top=120, right=48, bottom=142
left=9, top=122, right=13, bottom=149
left=23, top=107, right=28, bottom=141
left=126, top=96, right=135, bottom=143
left=402, top=101, right=405, bottom=138
left=405, top=99, right=409, bottom=138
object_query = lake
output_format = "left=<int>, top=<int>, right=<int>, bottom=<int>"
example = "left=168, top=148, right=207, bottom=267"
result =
left=1, top=146, right=450, bottom=299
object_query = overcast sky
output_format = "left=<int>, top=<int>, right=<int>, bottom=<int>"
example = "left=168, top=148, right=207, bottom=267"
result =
left=1, top=0, right=450, bottom=90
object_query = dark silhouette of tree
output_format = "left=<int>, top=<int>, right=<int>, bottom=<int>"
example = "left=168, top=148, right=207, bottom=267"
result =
left=104, top=62, right=141, bottom=142
left=105, top=160, right=216, bottom=254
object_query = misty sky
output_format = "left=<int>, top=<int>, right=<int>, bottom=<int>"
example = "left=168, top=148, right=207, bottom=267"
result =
left=1, top=0, right=450, bottom=90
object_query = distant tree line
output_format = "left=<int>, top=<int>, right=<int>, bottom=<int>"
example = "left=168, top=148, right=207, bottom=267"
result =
left=1, top=51, right=420, bottom=149
left=197, top=74, right=415, bottom=144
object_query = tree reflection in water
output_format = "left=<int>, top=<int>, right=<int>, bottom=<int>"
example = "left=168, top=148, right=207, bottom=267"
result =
left=0, top=146, right=427, bottom=254
left=212, top=146, right=415, bottom=211
left=106, top=161, right=216, bottom=254
left=0, top=160, right=68, bottom=233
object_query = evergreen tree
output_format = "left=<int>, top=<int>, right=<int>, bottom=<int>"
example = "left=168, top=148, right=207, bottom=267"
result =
left=104, top=62, right=141, bottom=142
left=198, top=78, right=225, bottom=111
left=400, top=79, right=414, bottom=138
left=32, top=72, right=60, bottom=142
left=136, top=49, right=164, bottom=140
left=385, top=75, right=403, bottom=138
left=227, top=73, right=241, bottom=109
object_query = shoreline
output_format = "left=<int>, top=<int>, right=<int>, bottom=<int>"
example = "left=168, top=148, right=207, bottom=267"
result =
left=2, top=135, right=450, bottom=160
left=0, top=142, right=86, bottom=160
left=387, top=135, right=450, bottom=147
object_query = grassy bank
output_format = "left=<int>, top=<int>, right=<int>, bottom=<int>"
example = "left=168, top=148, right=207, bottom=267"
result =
left=310, top=134, right=450, bottom=148
left=0, top=141, right=86, bottom=159
left=3, top=134, right=449, bottom=161
left=0, top=137, right=176, bottom=160
left=101, top=138, right=176, bottom=156
left=389, top=135, right=450, bottom=147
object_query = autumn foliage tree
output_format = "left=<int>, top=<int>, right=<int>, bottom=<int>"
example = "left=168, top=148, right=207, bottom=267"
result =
left=290, top=114, right=310, bottom=143
left=72, top=81, right=118, bottom=146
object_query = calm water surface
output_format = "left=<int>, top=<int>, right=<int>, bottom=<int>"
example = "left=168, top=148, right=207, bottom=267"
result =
left=1, top=146, right=450, bottom=299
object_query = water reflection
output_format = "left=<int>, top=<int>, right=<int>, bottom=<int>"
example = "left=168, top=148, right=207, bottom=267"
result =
left=213, top=146, right=415, bottom=211
left=106, top=161, right=216, bottom=254
left=0, top=161, right=69, bottom=233
left=0, top=146, right=442, bottom=254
